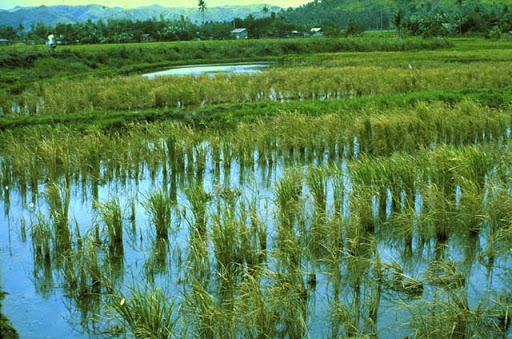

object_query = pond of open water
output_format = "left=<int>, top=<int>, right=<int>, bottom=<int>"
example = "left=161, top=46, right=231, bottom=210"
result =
left=141, top=62, right=270, bottom=79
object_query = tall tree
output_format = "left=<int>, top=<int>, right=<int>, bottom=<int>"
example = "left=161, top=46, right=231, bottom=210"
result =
left=198, top=0, right=207, bottom=25
left=17, top=23, right=25, bottom=41
left=393, top=9, right=402, bottom=38
left=456, top=0, right=463, bottom=34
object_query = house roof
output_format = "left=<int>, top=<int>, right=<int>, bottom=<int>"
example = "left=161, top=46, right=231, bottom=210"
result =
left=232, top=28, right=247, bottom=33
left=0, top=39, right=8, bottom=42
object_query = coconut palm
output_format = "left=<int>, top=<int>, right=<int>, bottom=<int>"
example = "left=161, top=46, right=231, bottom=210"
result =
left=198, top=0, right=207, bottom=25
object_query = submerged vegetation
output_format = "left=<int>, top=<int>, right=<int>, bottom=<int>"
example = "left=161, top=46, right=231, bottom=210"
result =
left=0, top=290, right=18, bottom=339
left=1, top=37, right=512, bottom=338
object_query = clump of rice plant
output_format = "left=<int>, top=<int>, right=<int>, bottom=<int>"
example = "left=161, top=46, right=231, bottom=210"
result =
left=235, top=273, right=280, bottom=337
left=96, top=197, right=124, bottom=255
left=403, top=289, right=511, bottom=338
left=275, top=168, right=303, bottom=229
left=211, top=207, right=243, bottom=275
left=143, top=189, right=173, bottom=240
left=184, top=179, right=211, bottom=235
left=110, top=285, right=180, bottom=339
left=306, top=165, right=328, bottom=213
left=61, top=233, right=104, bottom=299
left=31, top=213, right=52, bottom=266
left=457, top=178, right=485, bottom=234
left=351, top=187, right=377, bottom=234
left=45, top=180, right=70, bottom=231
left=238, top=200, right=267, bottom=272
left=42, top=180, right=73, bottom=258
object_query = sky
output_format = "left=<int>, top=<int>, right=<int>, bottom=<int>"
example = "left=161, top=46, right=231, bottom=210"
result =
left=0, top=0, right=311, bottom=10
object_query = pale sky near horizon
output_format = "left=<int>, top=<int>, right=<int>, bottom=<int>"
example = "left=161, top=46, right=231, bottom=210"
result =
left=0, top=0, right=311, bottom=10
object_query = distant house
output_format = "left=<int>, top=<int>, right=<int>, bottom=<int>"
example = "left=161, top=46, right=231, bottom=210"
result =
left=310, top=28, right=323, bottom=37
left=291, top=30, right=305, bottom=37
left=0, top=39, right=9, bottom=45
left=232, top=28, right=248, bottom=40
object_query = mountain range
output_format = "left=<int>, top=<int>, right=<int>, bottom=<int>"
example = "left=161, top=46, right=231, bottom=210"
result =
left=3, top=0, right=508, bottom=32
left=0, top=4, right=283, bottom=29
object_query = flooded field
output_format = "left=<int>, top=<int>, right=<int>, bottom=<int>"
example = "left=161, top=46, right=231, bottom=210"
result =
left=1, top=108, right=512, bottom=337
left=1, top=38, right=512, bottom=338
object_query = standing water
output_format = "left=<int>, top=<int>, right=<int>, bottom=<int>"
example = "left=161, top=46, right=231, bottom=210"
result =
left=142, top=62, right=270, bottom=79
left=1, top=137, right=512, bottom=338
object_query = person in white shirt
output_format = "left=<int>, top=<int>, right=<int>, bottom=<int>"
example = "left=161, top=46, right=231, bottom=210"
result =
left=47, top=32, right=56, bottom=52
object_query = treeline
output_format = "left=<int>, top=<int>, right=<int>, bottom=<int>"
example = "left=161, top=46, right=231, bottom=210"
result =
left=284, top=0, right=512, bottom=38
left=0, top=13, right=304, bottom=45
left=402, top=3, right=512, bottom=38
left=1, top=1, right=511, bottom=45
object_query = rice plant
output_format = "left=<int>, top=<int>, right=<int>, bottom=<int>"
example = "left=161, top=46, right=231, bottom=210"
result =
left=96, top=197, right=124, bottom=255
left=275, top=168, right=303, bottom=229
left=62, top=234, right=103, bottom=298
left=184, top=179, right=211, bottom=236
left=235, top=273, right=280, bottom=337
left=31, top=213, right=52, bottom=268
left=145, top=238, right=169, bottom=279
left=44, top=180, right=72, bottom=257
left=143, top=189, right=173, bottom=240
left=110, top=285, right=180, bottom=339
left=403, top=289, right=511, bottom=338
left=306, top=165, right=328, bottom=213
left=3, top=37, right=512, bottom=339
left=45, top=180, right=70, bottom=231
left=211, top=207, right=242, bottom=276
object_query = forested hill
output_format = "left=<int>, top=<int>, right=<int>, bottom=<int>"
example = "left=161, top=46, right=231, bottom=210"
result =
left=282, top=0, right=510, bottom=31
left=0, top=4, right=281, bottom=29
left=1, top=0, right=510, bottom=41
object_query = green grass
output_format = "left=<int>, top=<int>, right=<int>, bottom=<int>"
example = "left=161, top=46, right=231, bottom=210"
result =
left=0, top=37, right=453, bottom=95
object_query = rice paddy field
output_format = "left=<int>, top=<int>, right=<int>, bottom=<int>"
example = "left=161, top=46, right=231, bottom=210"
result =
left=1, top=37, right=512, bottom=338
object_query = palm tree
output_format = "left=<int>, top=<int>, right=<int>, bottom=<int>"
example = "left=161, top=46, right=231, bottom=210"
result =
left=198, top=0, right=207, bottom=25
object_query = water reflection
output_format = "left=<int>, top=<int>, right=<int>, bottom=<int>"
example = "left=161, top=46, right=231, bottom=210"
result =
left=142, top=63, right=270, bottom=79
left=1, top=136, right=512, bottom=338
